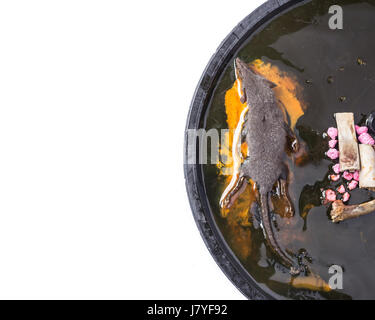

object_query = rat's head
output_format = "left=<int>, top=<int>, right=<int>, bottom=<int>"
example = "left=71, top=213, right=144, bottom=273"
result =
left=235, top=58, right=277, bottom=105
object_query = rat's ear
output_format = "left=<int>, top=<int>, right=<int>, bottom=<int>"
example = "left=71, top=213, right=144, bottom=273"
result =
left=262, top=78, right=277, bottom=88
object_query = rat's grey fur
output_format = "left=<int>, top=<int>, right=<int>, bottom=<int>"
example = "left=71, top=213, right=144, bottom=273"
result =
left=235, top=58, right=285, bottom=194
left=235, top=58, right=299, bottom=274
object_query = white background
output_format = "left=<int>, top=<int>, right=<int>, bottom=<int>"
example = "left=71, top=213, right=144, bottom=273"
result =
left=0, top=0, right=265, bottom=299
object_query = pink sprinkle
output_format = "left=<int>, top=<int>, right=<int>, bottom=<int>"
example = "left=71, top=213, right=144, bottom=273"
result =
left=327, top=127, right=338, bottom=140
left=333, top=163, right=341, bottom=174
left=358, top=133, right=375, bottom=145
left=326, top=148, right=339, bottom=160
left=343, top=171, right=353, bottom=181
left=348, top=180, right=358, bottom=190
left=330, top=174, right=340, bottom=182
left=329, top=140, right=338, bottom=148
left=353, top=171, right=360, bottom=181
left=355, top=125, right=368, bottom=135
left=325, top=189, right=337, bottom=202
left=337, top=185, right=346, bottom=194
left=343, top=192, right=350, bottom=202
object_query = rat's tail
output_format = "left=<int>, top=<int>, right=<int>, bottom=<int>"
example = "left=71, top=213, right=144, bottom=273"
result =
left=260, top=193, right=300, bottom=275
